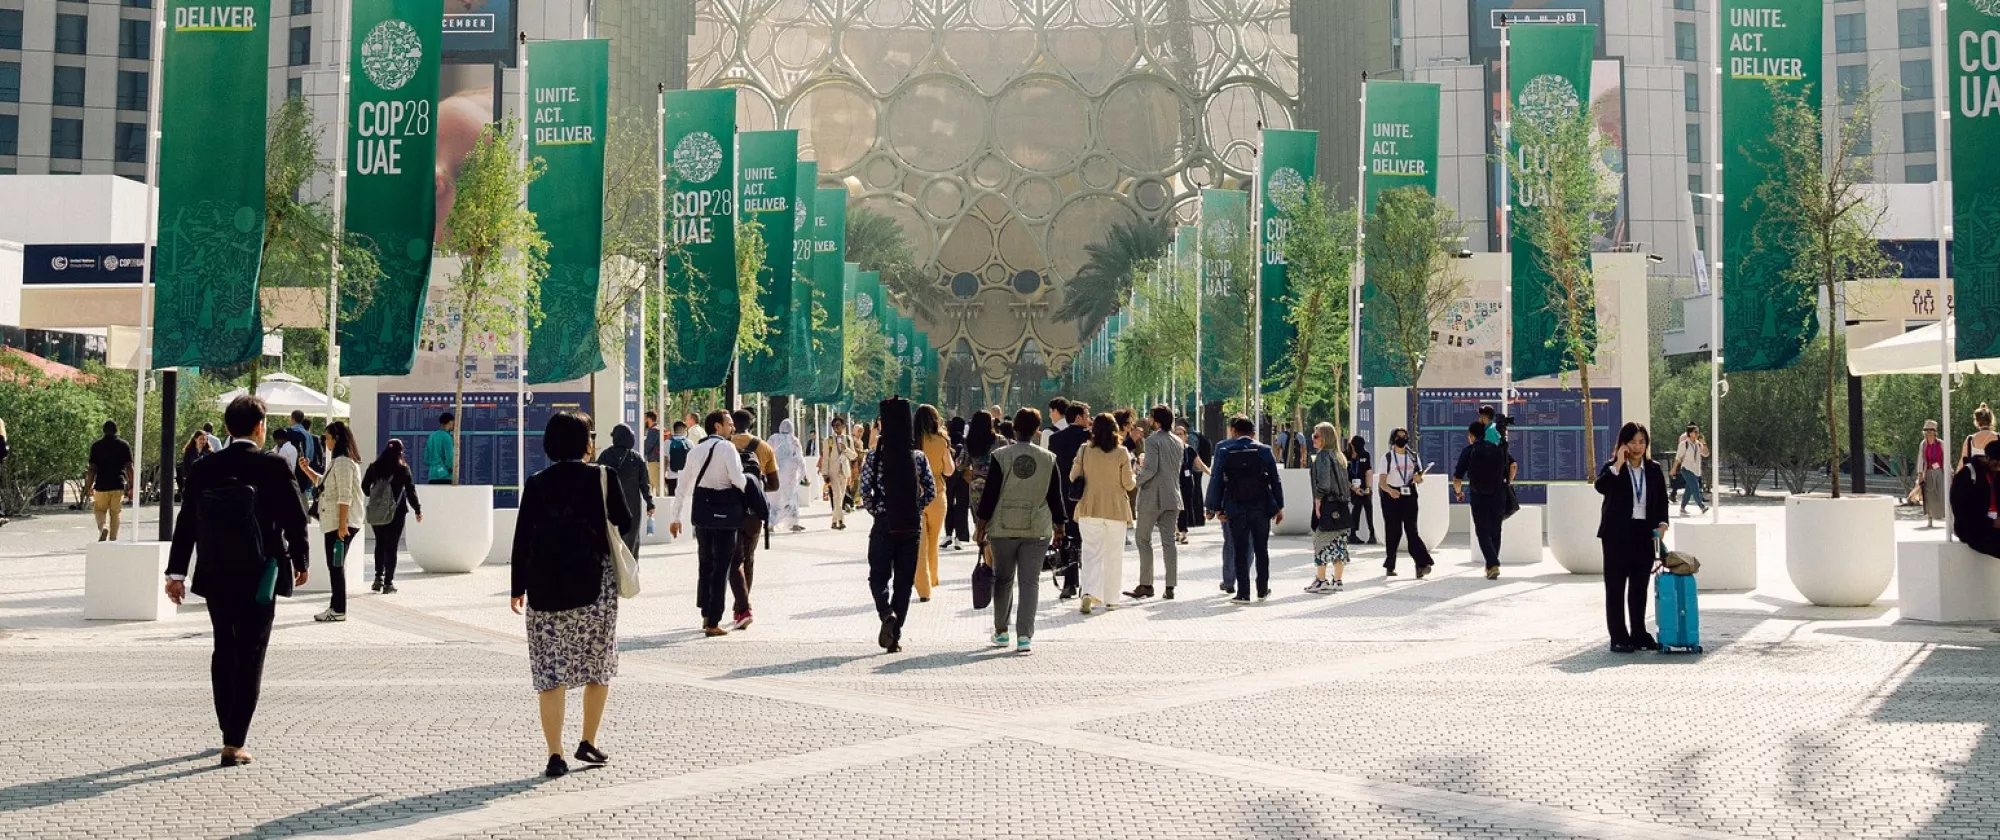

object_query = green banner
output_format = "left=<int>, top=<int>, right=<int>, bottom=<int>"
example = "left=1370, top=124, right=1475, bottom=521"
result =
left=1507, top=23, right=1595, bottom=381
left=1363, top=80, right=1441, bottom=214
left=1361, top=80, right=1443, bottom=388
left=1258, top=128, right=1317, bottom=393
left=1720, top=1, right=1820, bottom=371
left=786, top=161, right=816, bottom=392
left=799, top=191, right=847, bottom=400
left=523, top=39, right=609, bottom=385
left=152, top=1, right=269, bottom=370
left=1952, top=2, right=2000, bottom=359
left=1199, top=189, right=1250, bottom=404
left=664, top=88, right=737, bottom=390
left=737, top=130, right=799, bottom=394
left=337, top=0, right=441, bottom=376
left=854, top=267, right=883, bottom=326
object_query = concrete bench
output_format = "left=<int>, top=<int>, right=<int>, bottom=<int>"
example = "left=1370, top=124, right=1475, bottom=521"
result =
left=1500, top=505, right=1544, bottom=567
left=1673, top=522, right=1758, bottom=591
left=84, top=542, right=176, bottom=621
left=1899, top=541, right=2000, bottom=623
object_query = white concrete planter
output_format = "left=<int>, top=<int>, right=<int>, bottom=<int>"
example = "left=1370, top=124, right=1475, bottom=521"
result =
left=1547, top=483, right=1603, bottom=574
left=1277, top=468, right=1312, bottom=536
left=298, top=527, right=365, bottom=594
left=408, top=485, right=493, bottom=574
left=1415, top=479, right=1449, bottom=549
left=485, top=508, right=518, bottom=565
left=1785, top=494, right=1895, bottom=607
left=1500, top=505, right=1544, bottom=567
left=1898, top=540, right=2000, bottom=623
left=1674, top=521, right=1758, bottom=591
left=84, top=541, right=175, bottom=621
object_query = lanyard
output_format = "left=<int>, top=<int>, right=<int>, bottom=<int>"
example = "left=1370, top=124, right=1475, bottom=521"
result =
left=1391, top=451, right=1415, bottom=487
left=1630, top=463, right=1645, bottom=509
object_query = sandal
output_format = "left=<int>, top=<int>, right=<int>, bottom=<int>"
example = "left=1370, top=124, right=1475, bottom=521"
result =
left=574, top=741, right=609, bottom=764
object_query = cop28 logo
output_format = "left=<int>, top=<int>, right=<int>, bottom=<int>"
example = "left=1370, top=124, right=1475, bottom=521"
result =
left=795, top=204, right=807, bottom=233
left=1516, top=74, right=1581, bottom=132
left=673, top=132, right=724, bottom=184
left=1975, top=0, right=2000, bottom=16
left=359, top=19, right=423, bottom=92
left=857, top=292, right=875, bottom=319
left=1268, top=167, right=1307, bottom=212
left=1205, top=220, right=1238, bottom=252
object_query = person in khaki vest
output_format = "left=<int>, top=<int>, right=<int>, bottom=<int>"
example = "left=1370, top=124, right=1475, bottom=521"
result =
left=974, top=408, right=1067, bottom=655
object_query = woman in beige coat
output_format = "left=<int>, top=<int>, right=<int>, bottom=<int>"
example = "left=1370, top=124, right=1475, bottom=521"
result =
left=1069, top=413, right=1137, bottom=614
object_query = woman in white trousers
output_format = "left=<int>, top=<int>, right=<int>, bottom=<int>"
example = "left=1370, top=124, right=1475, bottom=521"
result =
left=1068, top=413, right=1136, bottom=615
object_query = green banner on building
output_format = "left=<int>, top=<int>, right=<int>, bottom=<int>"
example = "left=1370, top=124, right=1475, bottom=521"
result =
left=1720, top=1, right=1821, bottom=371
left=1507, top=23, right=1595, bottom=381
left=1952, top=2, right=2000, bottom=359
left=337, top=0, right=441, bottom=376
left=1363, top=80, right=1441, bottom=214
left=787, top=161, right=817, bottom=391
left=1199, top=189, right=1250, bottom=404
left=523, top=38, right=609, bottom=385
left=736, top=130, right=799, bottom=394
left=1258, top=128, right=1317, bottom=393
left=664, top=88, right=737, bottom=390
left=800, top=191, right=848, bottom=401
left=152, top=1, right=270, bottom=370
left=1361, top=79, right=1443, bottom=388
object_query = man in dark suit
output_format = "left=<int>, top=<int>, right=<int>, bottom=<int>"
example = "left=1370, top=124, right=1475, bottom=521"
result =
left=166, top=395, right=312, bottom=767
left=1205, top=415, right=1285, bottom=602
left=1046, top=403, right=1091, bottom=600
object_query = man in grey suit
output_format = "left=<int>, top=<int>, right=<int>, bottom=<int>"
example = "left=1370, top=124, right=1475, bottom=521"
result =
left=1127, top=404, right=1187, bottom=600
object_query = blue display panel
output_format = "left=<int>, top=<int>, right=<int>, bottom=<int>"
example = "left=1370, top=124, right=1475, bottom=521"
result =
left=378, top=390, right=591, bottom=508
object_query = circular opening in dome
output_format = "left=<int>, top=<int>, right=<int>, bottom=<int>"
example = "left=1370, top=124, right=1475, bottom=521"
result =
left=952, top=272, right=980, bottom=299
left=1012, top=270, right=1042, bottom=295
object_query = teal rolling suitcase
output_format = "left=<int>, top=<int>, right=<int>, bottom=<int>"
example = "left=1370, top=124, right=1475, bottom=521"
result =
left=1654, top=571, right=1702, bottom=654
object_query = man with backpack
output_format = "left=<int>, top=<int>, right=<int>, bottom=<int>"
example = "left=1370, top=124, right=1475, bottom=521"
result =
left=728, top=408, right=781, bottom=630
left=1453, top=420, right=1517, bottom=579
left=1205, top=416, right=1285, bottom=603
left=164, top=395, right=312, bottom=767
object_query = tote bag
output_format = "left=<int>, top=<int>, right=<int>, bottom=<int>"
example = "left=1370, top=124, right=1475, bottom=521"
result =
left=600, top=467, right=641, bottom=599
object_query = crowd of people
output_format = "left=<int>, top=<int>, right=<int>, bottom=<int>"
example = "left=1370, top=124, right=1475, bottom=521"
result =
left=155, top=390, right=1726, bottom=777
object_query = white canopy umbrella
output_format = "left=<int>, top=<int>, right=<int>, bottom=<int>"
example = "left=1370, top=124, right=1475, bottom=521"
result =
left=1847, top=318, right=2000, bottom=376
left=217, top=372, right=352, bottom=417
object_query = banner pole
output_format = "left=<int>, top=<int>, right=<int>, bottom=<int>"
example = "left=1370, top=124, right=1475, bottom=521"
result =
left=1707, top=1, right=1724, bottom=523
left=515, top=31, right=527, bottom=495
left=132, top=0, right=166, bottom=539
left=655, top=82, right=668, bottom=480
left=1193, top=221, right=1203, bottom=425
left=1933, top=0, right=1953, bottom=538
left=1351, top=73, right=1368, bottom=439
left=1251, top=146, right=1264, bottom=433
left=1499, top=23, right=1515, bottom=418
left=326, top=0, right=353, bottom=433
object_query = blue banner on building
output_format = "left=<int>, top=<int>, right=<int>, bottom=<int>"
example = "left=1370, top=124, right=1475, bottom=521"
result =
left=22, top=244, right=149, bottom=285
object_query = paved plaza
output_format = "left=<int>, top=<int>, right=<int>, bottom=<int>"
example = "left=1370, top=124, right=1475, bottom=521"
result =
left=1, top=501, right=1996, bottom=840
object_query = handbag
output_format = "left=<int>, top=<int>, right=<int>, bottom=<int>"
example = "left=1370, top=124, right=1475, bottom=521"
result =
left=600, top=467, right=641, bottom=599
left=1502, top=482, right=1521, bottom=520
left=689, top=443, right=746, bottom=530
left=972, top=548, right=994, bottom=610
left=1313, top=493, right=1353, bottom=532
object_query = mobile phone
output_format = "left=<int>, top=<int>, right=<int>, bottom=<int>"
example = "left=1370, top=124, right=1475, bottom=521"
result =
left=1423, top=461, right=1435, bottom=473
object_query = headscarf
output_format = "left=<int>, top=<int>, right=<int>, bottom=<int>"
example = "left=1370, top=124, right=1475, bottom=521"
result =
left=770, top=418, right=803, bottom=468
left=610, top=423, right=636, bottom=450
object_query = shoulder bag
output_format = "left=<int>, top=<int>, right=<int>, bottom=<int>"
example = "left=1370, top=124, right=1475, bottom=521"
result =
left=690, top=442, right=746, bottom=530
left=600, top=467, right=641, bottom=598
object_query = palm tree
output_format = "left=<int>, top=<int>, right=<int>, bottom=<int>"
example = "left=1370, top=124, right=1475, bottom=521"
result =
left=847, top=209, right=945, bottom=321
left=1055, top=218, right=1170, bottom=338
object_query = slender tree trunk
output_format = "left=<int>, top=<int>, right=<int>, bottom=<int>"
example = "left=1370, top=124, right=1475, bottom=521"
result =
left=454, top=298, right=470, bottom=487
left=1826, top=267, right=1841, bottom=498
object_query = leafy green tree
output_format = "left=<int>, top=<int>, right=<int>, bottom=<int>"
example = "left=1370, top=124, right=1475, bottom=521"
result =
left=735, top=217, right=773, bottom=362
left=592, top=112, right=675, bottom=386
left=0, top=359, right=109, bottom=514
left=1269, top=179, right=1358, bottom=435
left=844, top=305, right=902, bottom=408
left=1365, top=186, right=1469, bottom=443
left=427, top=121, right=550, bottom=483
left=1202, top=214, right=1259, bottom=412
left=1110, top=259, right=1196, bottom=407
left=1751, top=83, right=1897, bottom=497
left=1057, top=218, right=1172, bottom=339
left=1506, top=90, right=1617, bottom=477
left=1723, top=337, right=1845, bottom=495
left=260, top=96, right=382, bottom=383
left=847, top=209, right=943, bottom=321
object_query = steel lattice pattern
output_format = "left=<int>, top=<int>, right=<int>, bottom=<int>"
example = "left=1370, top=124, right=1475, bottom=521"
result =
left=690, top=0, right=1298, bottom=384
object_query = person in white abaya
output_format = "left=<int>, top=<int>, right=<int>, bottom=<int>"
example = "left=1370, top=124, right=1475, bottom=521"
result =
left=770, top=420, right=809, bottom=532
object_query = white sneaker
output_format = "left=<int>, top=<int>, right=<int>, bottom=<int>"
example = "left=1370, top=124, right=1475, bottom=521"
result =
left=313, top=609, right=346, bottom=623
left=1303, top=579, right=1327, bottom=593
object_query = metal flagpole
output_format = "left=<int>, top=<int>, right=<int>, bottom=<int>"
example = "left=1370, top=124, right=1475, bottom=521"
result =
left=515, top=31, right=527, bottom=494
left=326, top=0, right=353, bottom=435
left=1193, top=222, right=1203, bottom=425
left=1933, top=0, right=1953, bottom=538
left=1351, top=72, right=1368, bottom=439
left=1707, top=0, right=1724, bottom=524
left=655, top=83, right=669, bottom=474
left=1250, top=138, right=1264, bottom=434
left=1499, top=23, right=1515, bottom=419
left=131, top=0, right=166, bottom=539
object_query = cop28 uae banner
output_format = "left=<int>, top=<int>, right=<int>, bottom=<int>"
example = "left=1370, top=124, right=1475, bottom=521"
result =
left=737, top=130, right=799, bottom=394
left=788, top=162, right=817, bottom=379
left=1953, top=1, right=2000, bottom=360
left=1360, top=79, right=1442, bottom=388
left=799, top=188, right=848, bottom=402
left=1721, top=0, right=1821, bottom=371
left=521, top=39, right=608, bottom=385
left=1199, top=188, right=1250, bottom=404
left=152, top=1, right=269, bottom=370
left=664, top=88, right=738, bottom=390
left=337, top=0, right=441, bottom=376
left=1506, top=23, right=1594, bottom=381
left=1257, top=128, right=1317, bottom=393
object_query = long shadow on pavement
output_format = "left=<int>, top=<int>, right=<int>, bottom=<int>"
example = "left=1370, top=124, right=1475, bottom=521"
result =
left=222, top=777, right=549, bottom=840
left=0, top=752, right=219, bottom=813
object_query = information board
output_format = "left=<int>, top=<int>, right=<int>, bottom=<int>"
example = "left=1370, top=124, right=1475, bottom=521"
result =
left=1389, top=387, right=1621, bottom=505
left=378, top=390, right=590, bottom=508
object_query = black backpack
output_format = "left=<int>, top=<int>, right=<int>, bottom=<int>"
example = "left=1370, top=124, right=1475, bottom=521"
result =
left=1222, top=446, right=1269, bottom=504
left=1466, top=441, right=1507, bottom=495
left=196, top=481, right=266, bottom=569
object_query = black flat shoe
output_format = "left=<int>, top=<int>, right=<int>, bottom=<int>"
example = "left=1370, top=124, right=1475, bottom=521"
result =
left=574, top=741, right=608, bottom=764
left=878, top=616, right=896, bottom=651
left=545, top=755, right=569, bottom=778
left=1162, top=586, right=1175, bottom=600
left=1609, top=643, right=1637, bottom=654
left=219, top=749, right=254, bottom=767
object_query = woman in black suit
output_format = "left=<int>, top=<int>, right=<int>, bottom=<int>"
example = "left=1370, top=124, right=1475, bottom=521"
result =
left=1595, top=422, right=1671, bottom=653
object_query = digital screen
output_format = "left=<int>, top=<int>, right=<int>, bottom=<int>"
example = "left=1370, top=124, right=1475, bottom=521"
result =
left=1370, top=387, right=1622, bottom=505
left=378, top=390, right=590, bottom=508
